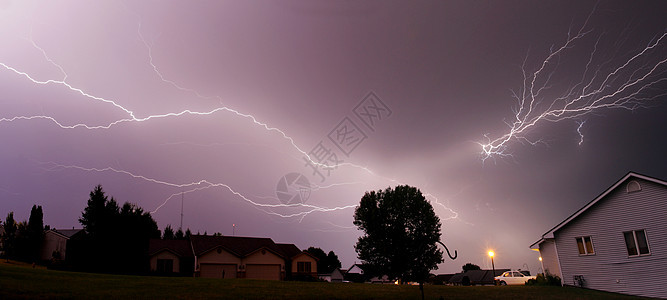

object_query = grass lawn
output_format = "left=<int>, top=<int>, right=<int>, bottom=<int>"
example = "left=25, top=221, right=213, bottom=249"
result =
left=0, top=261, right=654, bottom=300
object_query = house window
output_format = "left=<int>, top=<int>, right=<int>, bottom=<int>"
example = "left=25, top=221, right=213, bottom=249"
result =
left=624, top=230, right=650, bottom=256
left=297, top=261, right=311, bottom=273
left=575, top=236, right=595, bottom=255
left=157, top=259, right=174, bottom=273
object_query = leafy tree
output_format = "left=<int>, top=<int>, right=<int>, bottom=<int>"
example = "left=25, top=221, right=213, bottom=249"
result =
left=462, top=263, right=481, bottom=272
left=305, top=247, right=342, bottom=274
left=117, top=202, right=160, bottom=272
left=184, top=228, right=192, bottom=239
left=326, top=251, right=342, bottom=272
left=163, top=225, right=175, bottom=240
left=354, top=185, right=443, bottom=300
left=306, top=247, right=326, bottom=267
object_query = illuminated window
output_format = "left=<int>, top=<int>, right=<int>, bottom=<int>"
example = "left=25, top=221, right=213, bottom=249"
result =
left=576, top=236, right=595, bottom=255
left=297, top=261, right=311, bottom=273
left=624, top=230, right=650, bottom=256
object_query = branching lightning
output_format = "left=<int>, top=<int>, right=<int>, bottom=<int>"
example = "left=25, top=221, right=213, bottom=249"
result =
left=1, top=24, right=461, bottom=223
left=40, top=162, right=358, bottom=221
left=479, top=14, right=667, bottom=160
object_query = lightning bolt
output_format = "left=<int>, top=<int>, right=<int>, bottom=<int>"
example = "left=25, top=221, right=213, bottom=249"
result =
left=40, top=162, right=358, bottom=221
left=2, top=24, right=461, bottom=223
left=576, top=120, right=586, bottom=146
left=479, top=11, right=667, bottom=161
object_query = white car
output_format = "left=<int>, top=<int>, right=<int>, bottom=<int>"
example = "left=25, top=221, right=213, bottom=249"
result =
left=494, top=271, right=536, bottom=285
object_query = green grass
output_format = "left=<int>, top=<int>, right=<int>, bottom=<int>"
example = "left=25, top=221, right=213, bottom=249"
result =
left=0, top=261, right=653, bottom=300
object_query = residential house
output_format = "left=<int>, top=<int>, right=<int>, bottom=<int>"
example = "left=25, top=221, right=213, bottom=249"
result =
left=275, top=243, right=318, bottom=279
left=531, top=172, right=667, bottom=298
left=343, top=263, right=395, bottom=283
left=148, top=234, right=316, bottom=280
left=40, top=229, right=85, bottom=262
left=148, top=239, right=194, bottom=276
left=344, top=263, right=367, bottom=283
left=319, top=267, right=345, bottom=282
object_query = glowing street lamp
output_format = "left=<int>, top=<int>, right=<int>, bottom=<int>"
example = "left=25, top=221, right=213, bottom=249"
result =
left=489, top=251, right=496, bottom=285
left=538, top=256, right=544, bottom=276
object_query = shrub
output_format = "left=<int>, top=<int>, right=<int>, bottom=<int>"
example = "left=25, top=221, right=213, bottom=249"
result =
left=526, top=273, right=561, bottom=286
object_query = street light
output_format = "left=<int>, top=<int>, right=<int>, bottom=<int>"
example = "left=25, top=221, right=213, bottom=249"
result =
left=489, top=251, right=496, bottom=285
left=538, top=256, right=544, bottom=276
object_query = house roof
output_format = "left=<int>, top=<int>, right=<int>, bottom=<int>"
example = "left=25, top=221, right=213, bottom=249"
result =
left=275, top=243, right=302, bottom=258
left=319, top=267, right=345, bottom=276
left=47, top=229, right=84, bottom=239
left=346, top=263, right=365, bottom=274
left=275, top=243, right=318, bottom=260
left=191, top=235, right=275, bottom=257
left=55, top=229, right=84, bottom=238
left=530, top=172, right=667, bottom=249
left=190, top=235, right=291, bottom=258
left=148, top=239, right=193, bottom=257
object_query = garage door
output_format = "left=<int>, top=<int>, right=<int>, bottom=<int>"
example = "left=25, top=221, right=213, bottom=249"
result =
left=245, top=264, right=280, bottom=280
left=200, top=264, right=237, bottom=278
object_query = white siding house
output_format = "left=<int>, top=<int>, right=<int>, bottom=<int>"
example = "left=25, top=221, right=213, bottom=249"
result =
left=531, top=172, right=667, bottom=298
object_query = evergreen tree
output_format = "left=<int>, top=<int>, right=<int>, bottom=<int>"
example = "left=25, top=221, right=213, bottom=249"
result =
left=77, top=185, right=160, bottom=274
left=2, top=212, right=17, bottom=261
left=163, top=225, right=175, bottom=240
left=175, top=228, right=184, bottom=239
left=27, top=205, right=45, bottom=261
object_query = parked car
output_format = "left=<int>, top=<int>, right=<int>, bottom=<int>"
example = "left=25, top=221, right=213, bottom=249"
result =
left=494, top=271, right=536, bottom=285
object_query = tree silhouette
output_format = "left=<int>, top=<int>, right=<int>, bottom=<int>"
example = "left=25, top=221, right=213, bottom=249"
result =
left=77, top=185, right=159, bottom=273
left=305, top=247, right=342, bottom=274
left=163, top=225, right=175, bottom=240
left=354, top=185, right=443, bottom=300
left=27, top=205, right=44, bottom=262
left=462, top=263, right=481, bottom=272
left=175, top=228, right=185, bottom=239
left=2, top=212, right=17, bottom=261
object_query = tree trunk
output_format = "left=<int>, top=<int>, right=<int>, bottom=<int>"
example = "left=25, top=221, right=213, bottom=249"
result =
left=420, top=282, right=424, bottom=300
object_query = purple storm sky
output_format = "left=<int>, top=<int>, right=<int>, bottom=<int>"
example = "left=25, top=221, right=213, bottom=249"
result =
left=1, top=1, right=666, bottom=274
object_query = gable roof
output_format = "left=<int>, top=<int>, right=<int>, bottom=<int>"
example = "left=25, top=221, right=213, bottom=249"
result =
left=274, top=243, right=302, bottom=258
left=148, top=239, right=193, bottom=257
left=346, top=263, right=365, bottom=274
left=531, top=172, right=667, bottom=249
left=190, top=235, right=286, bottom=258
left=274, top=243, right=318, bottom=261
left=55, top=229, right=85, bottom=238
left=46, top=229, right=85, bottom=239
